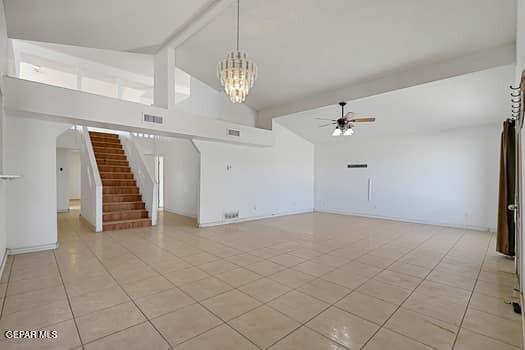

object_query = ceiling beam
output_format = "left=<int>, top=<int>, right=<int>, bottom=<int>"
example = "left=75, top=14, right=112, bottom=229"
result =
left=158, top=0, right=234, bottom=51
left=256, top=43, right=516, bottom=130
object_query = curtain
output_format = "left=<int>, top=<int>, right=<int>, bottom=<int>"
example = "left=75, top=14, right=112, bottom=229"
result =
left=497, top=120, right=516, bottom=256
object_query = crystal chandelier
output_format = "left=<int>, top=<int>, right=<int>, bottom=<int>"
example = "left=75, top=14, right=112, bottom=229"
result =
left=217, top=0, right=257, bottom=103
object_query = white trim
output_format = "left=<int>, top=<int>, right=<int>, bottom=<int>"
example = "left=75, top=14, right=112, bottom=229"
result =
left=7, top=242, right=59, bottom=255
left=160, top=0, right=234, bottom=50
left=521, top=292, right=525, bottom=350
left=0, top=249, right=7, bottom=282
left=57, top=209, right=69, bottom=213
left=79, top=214, right=98, bottom=233
left=315, top=208, right=495, bottom=232
left=198, top=209, right=314, bottom=228
left=163, top=207, right=197, bottom=219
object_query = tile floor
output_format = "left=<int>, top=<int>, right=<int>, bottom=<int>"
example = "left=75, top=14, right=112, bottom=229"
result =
left=0, top=210, right=522, bottom=349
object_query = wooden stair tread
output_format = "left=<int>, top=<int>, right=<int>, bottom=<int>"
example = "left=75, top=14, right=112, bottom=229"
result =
left=103, top=209, right=146, bottom=214
left=104, top=201, right=144, bottom=205
left=103, top=218, right=151, bottom=224
left=104, top=186, right=139, bottom=188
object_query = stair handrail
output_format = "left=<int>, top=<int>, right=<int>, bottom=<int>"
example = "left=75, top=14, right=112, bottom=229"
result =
left=119, top=132, right=158, bottom=226
left=80, top=126, right=103, bottom=232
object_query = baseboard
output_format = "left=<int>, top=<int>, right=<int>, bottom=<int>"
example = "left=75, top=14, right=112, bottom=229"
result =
left=520, top=291, right=525, bottom=350
left=163, top=208, right=197, bottom=219
left=198, top=208, right=314, bottom=228
left=315, top=208, right=494, bottom=232
left=7, top=242, right=60, bottom=255
left=57, top=209, right=69, bottom=213
left=79, top=214, right=98, bottom=233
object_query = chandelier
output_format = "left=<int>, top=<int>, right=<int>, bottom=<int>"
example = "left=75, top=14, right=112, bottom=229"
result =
left=217, top=0, right=257, bottom=103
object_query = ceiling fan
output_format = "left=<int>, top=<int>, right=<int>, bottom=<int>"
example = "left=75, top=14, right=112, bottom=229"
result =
left=318, top=102, right=376, bottom=136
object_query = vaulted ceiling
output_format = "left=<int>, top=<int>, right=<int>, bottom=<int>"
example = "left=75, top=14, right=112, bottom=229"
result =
left=176, top=0, right=516, bottom=111
left=276, top=65, right=513, bottom=143
left=4, top=0, right=517, bottom=115
left=3, top=0, right=214, bottom=51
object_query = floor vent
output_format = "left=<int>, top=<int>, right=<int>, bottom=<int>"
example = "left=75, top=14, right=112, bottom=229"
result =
left=224, top=211, right=239, bottom=219
left=143, top=114, right=163, bottom=124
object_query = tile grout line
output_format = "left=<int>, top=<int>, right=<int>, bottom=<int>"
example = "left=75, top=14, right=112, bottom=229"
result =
left=350, top=227, right=469, bottom=350
left=263, top=225, right=450, bottom=349
left=449, top=233, right=492, bottom=349
left=450, top=233, right=521, bottom=349
left=0, top=255, right=14, bottom=319
left=49, top=212, right=517, bottom=350
left=71, top=231, right=176, bottom=349
left=102, top=233, right=264, bottom=350
left=52, top=250, right=85, bottom=350
left=102, top=220, right=448, bottom=349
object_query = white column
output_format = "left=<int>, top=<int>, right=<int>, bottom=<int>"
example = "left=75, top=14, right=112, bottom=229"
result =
left=154, top=47, right=176, bottom=109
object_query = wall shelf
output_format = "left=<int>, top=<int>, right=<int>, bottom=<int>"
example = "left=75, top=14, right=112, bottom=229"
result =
left=0, top=175, right=22, bottom=180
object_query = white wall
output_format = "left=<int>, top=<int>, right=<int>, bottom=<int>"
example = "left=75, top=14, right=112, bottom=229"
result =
left=5, top=115, right=70, bottom=252
left=517, top=0, right=525, bottom=83
left=67, top=150, right=81, bottom=199
left=4, top=77, right=272, bottom=147
left=56, top=148, right=81, bottom=212
left=0, top=0, right=8, bottom=270
left=134, top=136, right=200, bottom=218
left=195, top=121, right=314, bottom=226
left=175, top=77, right=256, bottom=127
left=56, top=148, right=70, bottom=212
left=315, top=124, right=500, bottom=231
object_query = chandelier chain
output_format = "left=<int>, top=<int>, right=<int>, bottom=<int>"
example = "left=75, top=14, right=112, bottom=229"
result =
left=236, top=0, right=240, bottom=51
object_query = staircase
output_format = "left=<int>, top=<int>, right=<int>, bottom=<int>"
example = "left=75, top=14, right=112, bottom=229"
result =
left=89, top=131, right=152, bottom=231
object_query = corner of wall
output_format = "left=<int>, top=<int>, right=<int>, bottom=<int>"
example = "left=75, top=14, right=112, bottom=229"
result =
left=255, top=110, right=274, bottom=130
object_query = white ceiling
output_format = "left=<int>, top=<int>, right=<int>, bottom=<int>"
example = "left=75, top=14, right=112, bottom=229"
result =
left=176, top=0, right=516, bottom=110
left=276, top=65, right=514, bottom=144
left=4, top=0, right=517, bottom=113
left=3, top=0, right=214, bottom=51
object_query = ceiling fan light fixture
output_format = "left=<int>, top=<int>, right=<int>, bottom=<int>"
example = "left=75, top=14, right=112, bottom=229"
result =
left=217, top=0, right=257, bottom=103
left=343, top=128, right=354, bottom=136
left=332, top=128, right=342, bottom=136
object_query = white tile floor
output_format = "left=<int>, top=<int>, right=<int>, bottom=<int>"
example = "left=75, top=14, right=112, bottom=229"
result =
left=0, top=210, right=522, bottom=349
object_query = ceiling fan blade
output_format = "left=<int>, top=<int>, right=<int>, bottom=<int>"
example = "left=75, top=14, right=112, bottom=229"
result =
left=315, top=118, right=336, bottom=121
left=344, top=112, right=354, bottom=119
left=348, top=117, right=376, bottom=123
left=319, top=123, right=336, bottom=127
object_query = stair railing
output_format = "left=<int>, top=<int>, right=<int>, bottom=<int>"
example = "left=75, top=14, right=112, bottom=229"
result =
left=119, top=132, right=158, bottom=226
left=80, top=126, right=103, bottom=232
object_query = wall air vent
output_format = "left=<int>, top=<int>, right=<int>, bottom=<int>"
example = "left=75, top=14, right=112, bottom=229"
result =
left=227, top=129, right=241, bottom=137
left=143, top=113, right=163, bottom=124
left=347, top=164, right=368, bottom=168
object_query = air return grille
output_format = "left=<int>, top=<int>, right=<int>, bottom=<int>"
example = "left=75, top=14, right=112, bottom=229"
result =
left=227, top=129, right=241, bottom=137
left=143, top=113, right=163, bottom=124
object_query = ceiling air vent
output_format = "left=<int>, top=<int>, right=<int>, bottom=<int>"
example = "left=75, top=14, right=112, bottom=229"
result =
left=347, top=164, right=368, bottom=168
left=143, top=113, right=163, bottom=124
left=227, top=129, right=241, bottom=137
